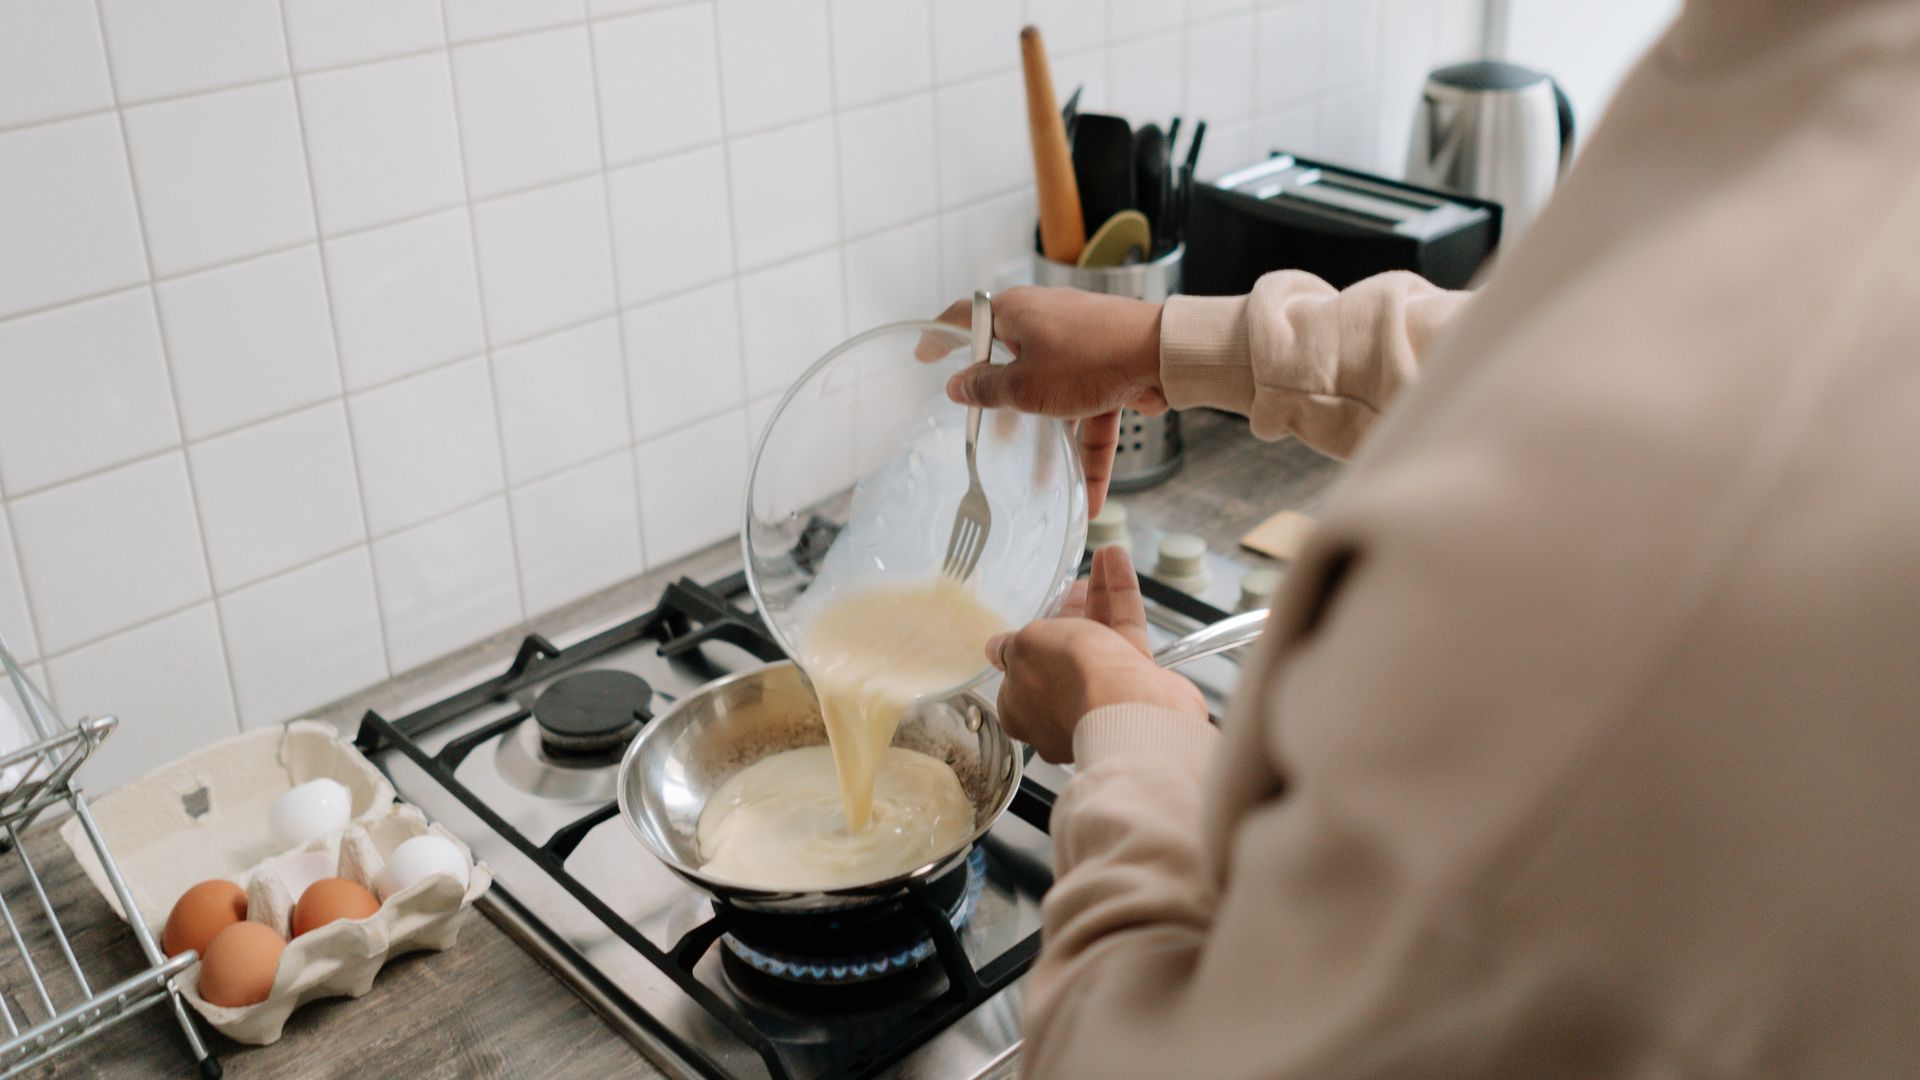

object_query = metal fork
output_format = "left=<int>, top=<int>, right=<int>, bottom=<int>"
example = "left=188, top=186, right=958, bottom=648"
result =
left=940, top=290, right=994, bottom=581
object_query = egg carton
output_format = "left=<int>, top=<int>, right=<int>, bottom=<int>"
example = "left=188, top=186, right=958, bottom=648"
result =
left=57, top=721, right=491, bottom=1045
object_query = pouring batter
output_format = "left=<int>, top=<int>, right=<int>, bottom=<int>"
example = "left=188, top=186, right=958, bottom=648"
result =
left=696, top=576, right=1004, bottom=888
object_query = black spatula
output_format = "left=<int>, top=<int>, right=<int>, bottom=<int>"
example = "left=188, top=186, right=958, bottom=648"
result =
left=1070, top=113, right=1135, bottom=243
left=1132, top=123, right=1171, bottom=256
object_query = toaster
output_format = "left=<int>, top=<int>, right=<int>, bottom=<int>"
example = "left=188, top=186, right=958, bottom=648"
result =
left=1184, top=153, right=1501, bottom=296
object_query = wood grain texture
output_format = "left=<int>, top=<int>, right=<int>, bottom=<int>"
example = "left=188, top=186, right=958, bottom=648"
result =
left=6, top=410, right=1332, bottom=1077
left=1020, top=25, right=1085, bottom=265
left=3, top=822, right=661, bottom=1080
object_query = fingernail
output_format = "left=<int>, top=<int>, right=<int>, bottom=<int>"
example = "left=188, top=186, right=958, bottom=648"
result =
left=946, top=374, right=969, bottom=403
left=985, top=634, right=1008, bottom=669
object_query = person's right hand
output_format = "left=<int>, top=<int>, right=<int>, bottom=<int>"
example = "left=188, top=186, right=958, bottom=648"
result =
left=916, top=286, right=1166, bottom=517
left=987, top=546, right=1207, bottom=763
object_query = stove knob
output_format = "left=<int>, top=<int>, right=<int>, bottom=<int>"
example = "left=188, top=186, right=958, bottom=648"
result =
left=1237, top=568, right=1281, bottom=613
left=1154, top=533, right=1211, bottom=594
left=1088, top=502, right=1131, bottom=552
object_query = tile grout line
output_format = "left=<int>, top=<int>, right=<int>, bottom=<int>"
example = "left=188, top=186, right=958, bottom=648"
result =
left=4, top=0, right=1028, bottom=146
left=0, top=134, right=1033, bottom=331
left=19, top=439, right=616, bottom=675
left=929, top=0, right=954, bottom=305
left=439, top=0, right=533, bottom=633
left=276, top=0, right=395, bottom=699
left=580, top=15, right=651, bottom=573
left=88, top=0, right=246, bottom=736
left=0, top=502, right=50, bottom=677
left=1, top=208, right=969, bottom=509
left=705, top=0, right=758, bottom=450
left=824, top=2, right=853, bottom=346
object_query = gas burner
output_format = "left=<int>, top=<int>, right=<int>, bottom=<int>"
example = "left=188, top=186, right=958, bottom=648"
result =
left=494, top=714, right=622, bottom=803
left=533, top=670, right=652, bottom=755
left=719, top=848, right=987, bottom=987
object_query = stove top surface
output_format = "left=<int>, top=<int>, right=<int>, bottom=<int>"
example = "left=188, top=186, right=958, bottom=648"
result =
left=355, top=556, right=1246, bottom=1080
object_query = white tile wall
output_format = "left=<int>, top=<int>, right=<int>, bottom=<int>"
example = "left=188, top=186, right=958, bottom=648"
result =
left=219, top=547, right=386, bottom=726
left=0, top=114, right=147, bottom=319
left=324, top=209, right=487, bottom=390
left=299, top=53, right=465, bottom=234
left=509, top=452, right=644, bottom=613
left=607, top=146, right=735, bottom=304
left=0, top=0, right=1480, bottom=787
left=348, top=356, right=503, bottom=536
left=0, top=289, right=178, bottom=493
left=157, top=245, right=341, bottom=439
left=594, top=6, right=724, bottom=164
left=188, top=401, right=366, bottom=591
left=492, top=319, right=631, bottom=484
left=0, top=1, right=113, bottom=129
left=727, top=118, right=841, bottom=269
left=714, top=0, right=834, bottom=134
left=123, top=81, right=317, bottom=277
left=371, top=496, right=520, bottom=672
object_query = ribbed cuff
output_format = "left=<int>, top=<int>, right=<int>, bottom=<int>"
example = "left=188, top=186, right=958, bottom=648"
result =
left=1073, top=704, right=1218, bottom=776
left=1159, top=294, right=1256, bottom=413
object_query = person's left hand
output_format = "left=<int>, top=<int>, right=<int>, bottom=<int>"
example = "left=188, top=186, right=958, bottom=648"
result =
left=988, top=546, right=1207, bottom=763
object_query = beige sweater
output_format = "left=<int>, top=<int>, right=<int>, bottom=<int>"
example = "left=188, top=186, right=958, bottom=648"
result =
left=1027, top=2, right=1920, bottom=1077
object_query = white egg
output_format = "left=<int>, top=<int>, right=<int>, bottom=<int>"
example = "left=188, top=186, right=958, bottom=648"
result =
left=268, top=778, right=352, bottom=849
left=375, top=835, right=470, bottom=901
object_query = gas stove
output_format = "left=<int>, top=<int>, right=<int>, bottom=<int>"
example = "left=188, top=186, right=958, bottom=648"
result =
left=353, top=548, right=1247, bottom=1080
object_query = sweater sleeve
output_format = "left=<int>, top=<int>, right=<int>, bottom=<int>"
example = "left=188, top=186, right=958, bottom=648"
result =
left=1159, top=270, right=1471, bottom=459
left=1023, top=706, right=1222, bottom=1034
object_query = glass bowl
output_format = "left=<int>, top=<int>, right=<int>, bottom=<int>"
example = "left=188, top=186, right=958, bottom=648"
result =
left=742, top=320, right=1089, bottom=703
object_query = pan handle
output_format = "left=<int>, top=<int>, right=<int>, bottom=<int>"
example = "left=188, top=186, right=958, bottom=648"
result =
left=1151, top=609, right=1268, bottom=669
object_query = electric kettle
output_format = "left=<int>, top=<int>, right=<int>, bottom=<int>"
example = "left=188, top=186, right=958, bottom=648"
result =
left=1406, top=60, right=1574, bottom=242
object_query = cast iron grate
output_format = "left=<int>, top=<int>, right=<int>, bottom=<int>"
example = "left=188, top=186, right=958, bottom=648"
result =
left=353, top=570, right=1064, bottom=1080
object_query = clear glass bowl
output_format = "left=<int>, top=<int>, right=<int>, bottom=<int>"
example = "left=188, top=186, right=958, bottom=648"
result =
left=742, top=320, right=1089, bottom=702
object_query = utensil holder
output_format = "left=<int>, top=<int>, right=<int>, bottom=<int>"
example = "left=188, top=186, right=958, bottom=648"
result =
left=1031, top=245, right=1185, bottom=492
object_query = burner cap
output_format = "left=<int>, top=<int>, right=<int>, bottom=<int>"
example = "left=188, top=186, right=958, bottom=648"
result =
left=533, top=670, right=651, bottom=755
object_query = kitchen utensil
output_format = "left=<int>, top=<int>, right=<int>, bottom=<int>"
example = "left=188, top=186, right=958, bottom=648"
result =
left=1185, top=153, right=1500, bottom=295
left=744, top=320, right=1088, bottom=709
left=1031, top=245, right=1185, bottom=492
left=1061, top=83, right=1083, bottom=136
left=1077, top=210, right=1152, bottom=269
left=1021, top=26, right=1086, bottom=264
left=1133, top=124, right=1172, bottom=253
left=1153, top=607, right=1268, bottom=668
left=1406, top=59, right=1574, bottom=241
left=1167, top=115, right=1182, bottom=150
left=615, top=609, right=1265, bottom=910
left=1181, top=118, right=1207, bottom=181
left=1069, top=112, right=1135, bottom=243
left=1167, top=157, right=1182, bottom=247
left=616, top=661, right=1017, bottom=911
left=940, top=291, right=994, bottom=581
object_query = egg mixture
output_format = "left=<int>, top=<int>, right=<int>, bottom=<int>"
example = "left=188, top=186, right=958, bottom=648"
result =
left=695, top=576, right=1004, bottom=889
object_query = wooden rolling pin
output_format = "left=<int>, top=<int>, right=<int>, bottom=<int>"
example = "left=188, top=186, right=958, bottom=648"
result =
left=1019, top=26, right=1085, bottom=265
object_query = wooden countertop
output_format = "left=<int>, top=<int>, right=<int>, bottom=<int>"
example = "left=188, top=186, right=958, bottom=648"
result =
left=10, top=411, right=1336, bottom=1079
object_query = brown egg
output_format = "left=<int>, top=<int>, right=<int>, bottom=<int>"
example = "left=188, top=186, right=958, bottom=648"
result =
left=292, top=877, right=380, bottom=937
left=198, top=921, right=285, bottom=1007
left=162, top=880, right=247, bottom=959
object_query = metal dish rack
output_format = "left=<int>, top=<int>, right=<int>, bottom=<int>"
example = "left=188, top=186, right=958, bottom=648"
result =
left=0, top=634, right=218, bottom=1077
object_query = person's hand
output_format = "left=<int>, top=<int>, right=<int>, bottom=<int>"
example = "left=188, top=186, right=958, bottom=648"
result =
left=916, top=287, right=1166, bottom=517
left=987, top=547, right=1207, bottom=763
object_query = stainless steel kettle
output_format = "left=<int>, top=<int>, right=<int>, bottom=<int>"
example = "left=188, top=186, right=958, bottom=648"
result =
left=1406, top=60, right=1574, bottom=242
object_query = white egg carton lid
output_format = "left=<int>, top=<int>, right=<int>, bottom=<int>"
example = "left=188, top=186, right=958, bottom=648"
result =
left=57, top=720, right=492, bottom=1045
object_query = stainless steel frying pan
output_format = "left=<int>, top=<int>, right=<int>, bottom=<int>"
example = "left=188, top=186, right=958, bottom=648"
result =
left=614, top=608, right=1270, bottom=911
